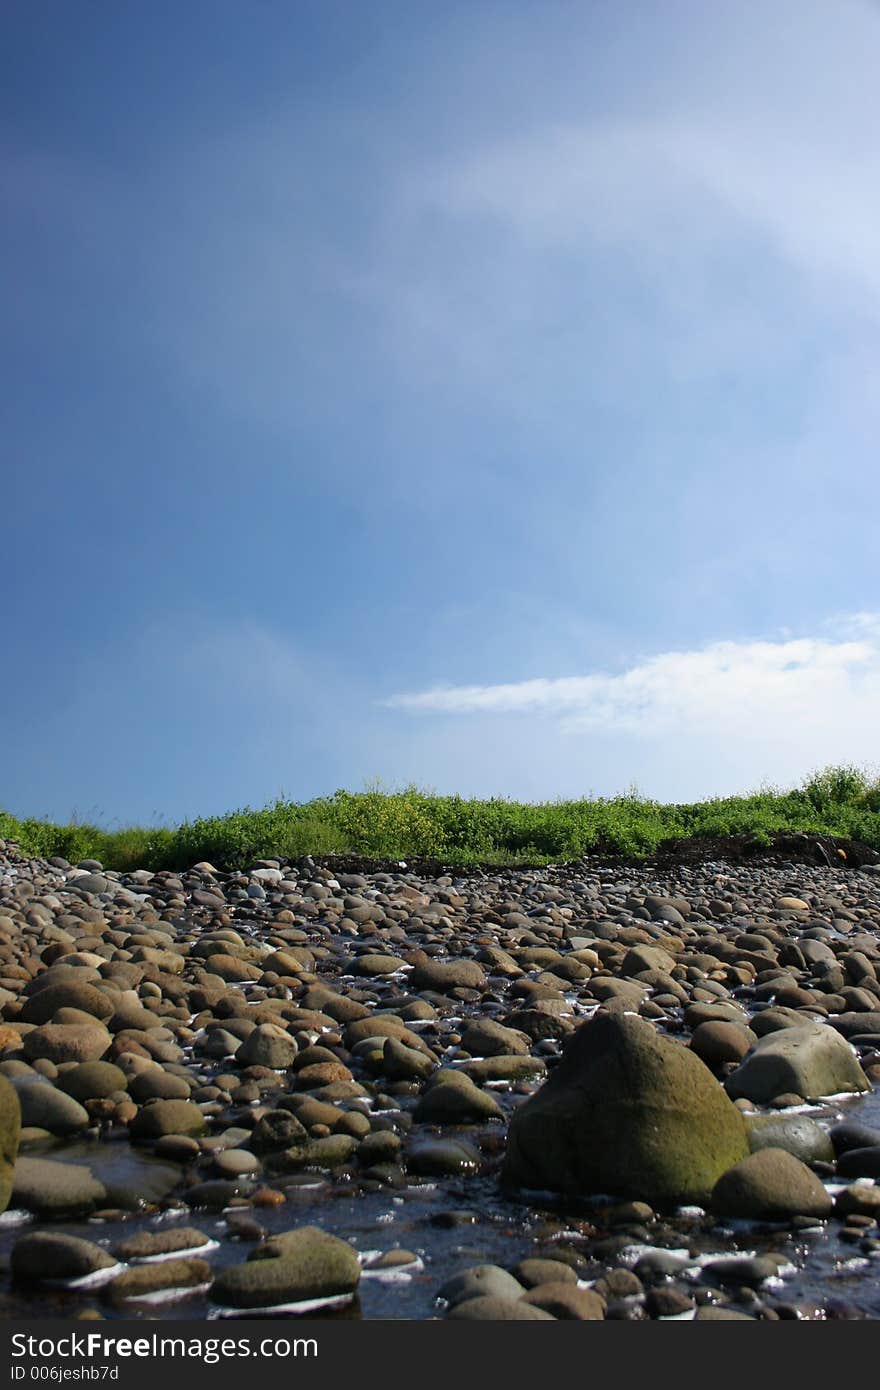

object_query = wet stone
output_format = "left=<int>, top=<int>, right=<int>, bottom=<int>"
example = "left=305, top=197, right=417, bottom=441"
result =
left=447, top=1296, right=554, bottom=1320
left=438, top=1265, right=526, bottom=1308
left=212, top=1225, right=360, bottom=1308
left=129, top=1100, right=208, bottom=1141
left=405, top=1136, right=482, bottom=1176
left=11, top=1233, right=117, bottom=1283
left=12, top=1080, right=91, bottom=1135
left=106, top=1259, right=213, bottom=1304
left=114, top=1228, right=212, bottom=1261
left=12, top=1157, right=107, bottom=1215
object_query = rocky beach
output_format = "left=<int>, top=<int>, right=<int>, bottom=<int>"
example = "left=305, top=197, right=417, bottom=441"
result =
left=1, top=835, right=880, bottom=1321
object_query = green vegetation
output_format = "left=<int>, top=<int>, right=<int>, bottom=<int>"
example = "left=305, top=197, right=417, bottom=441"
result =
left=2, top=765, right=880, bottom=872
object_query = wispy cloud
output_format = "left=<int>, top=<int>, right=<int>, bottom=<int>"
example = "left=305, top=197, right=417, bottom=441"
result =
left=404, top=108, right=880, bottom=299
left=385, top=617, right=880, bottom=745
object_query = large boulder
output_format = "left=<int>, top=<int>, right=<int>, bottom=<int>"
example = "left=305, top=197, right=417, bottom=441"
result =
left=725, top=1024, right=869, bottom=1103
left=503, top=1013, right=748, bottom=1206
left=0, top=1075, right=20, bottom=1213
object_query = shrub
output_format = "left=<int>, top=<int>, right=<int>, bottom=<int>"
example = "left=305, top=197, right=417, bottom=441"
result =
left=2, top=764, right=878, bottom=871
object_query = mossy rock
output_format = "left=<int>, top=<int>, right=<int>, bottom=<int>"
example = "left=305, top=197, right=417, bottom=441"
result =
left=0, top=1076, right=21, bottom=1213
left=503, top=1012, right=748, bottom=1206
left=213, top=1225, right=360, bottom=1309
left=129, top=1099, right=207, bottom=1141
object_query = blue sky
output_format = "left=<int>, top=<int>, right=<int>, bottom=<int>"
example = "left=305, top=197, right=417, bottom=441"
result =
left=4, top=0, right=880, bottom=826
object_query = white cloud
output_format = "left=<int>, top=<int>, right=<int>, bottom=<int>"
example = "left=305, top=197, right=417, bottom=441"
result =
left=406, top=108, right=880, bottom=302
left=385, top=619, right=880, bottom=752
left=365, top=3, right=880, bottom=396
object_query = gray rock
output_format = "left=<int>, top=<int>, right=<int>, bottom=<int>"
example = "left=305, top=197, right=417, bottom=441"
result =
left=634, top=1250, right=691, bottom=1280
left=214, top=1149, right=261, bottom=1177
left=183, top=1180, right=243, bottom=1210
left=68, top=873, right=110, bottom=895
left=747, top=1114, right=834, bottom=1164
left=832, top=1011, right=880, bottom=1039
left=726, top=1024, right=869, bottom=1103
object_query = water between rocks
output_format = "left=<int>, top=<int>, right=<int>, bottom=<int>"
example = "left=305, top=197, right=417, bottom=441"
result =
left=2, top=1089, right=879, bottom=1320
left=5, top=845, right=880, bottom=1321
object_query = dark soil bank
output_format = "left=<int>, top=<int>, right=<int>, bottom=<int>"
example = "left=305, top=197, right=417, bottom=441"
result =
left=1, top=831, right=880, bottom=1321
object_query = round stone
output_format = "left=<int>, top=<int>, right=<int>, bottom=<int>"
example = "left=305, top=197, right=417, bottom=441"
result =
left=129, top=1100, right=208, bottom=1141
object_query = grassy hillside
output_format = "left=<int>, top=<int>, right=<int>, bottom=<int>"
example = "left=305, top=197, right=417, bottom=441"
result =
left=2, top=766, right=880, bottom=872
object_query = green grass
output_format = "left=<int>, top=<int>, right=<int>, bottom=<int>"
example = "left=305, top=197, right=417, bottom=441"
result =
left=2, top=764, right=880, bottom=872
